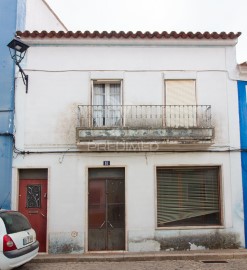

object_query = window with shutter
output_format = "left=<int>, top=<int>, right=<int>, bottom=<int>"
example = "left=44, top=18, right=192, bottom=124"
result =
left=165, top=80, right=197, bottom=127
left=156, top=166, right=221, bottom=227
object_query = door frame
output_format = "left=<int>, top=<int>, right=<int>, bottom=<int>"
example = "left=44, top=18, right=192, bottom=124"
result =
left=15, top=167, right=50, bottom=253
left=85, top=166, right=127, bottom=252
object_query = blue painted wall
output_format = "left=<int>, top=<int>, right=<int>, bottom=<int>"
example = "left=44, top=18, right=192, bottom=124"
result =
left=0, top=0, right=26, bottom=209
left=238, top=80, right=247, bottom=247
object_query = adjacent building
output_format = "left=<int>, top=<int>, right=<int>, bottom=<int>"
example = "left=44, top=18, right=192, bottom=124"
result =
left=0, top=0, right=19, bottom=210
left=0, top=0, right=66, bottom=210
left=12, top=30, right=245, bottom=253
left=237, top=62, right=247, bottom=247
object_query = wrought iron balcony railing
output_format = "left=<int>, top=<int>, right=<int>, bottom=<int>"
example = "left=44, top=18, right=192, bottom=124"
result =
left=78, top=105, right=212, bottom=129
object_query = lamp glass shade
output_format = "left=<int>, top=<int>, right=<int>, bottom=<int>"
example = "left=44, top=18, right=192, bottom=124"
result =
left=7, top=38, right=29, bottom=53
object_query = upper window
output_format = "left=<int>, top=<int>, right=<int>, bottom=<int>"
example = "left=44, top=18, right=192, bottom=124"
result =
left=165, top=80, right=196, bottom=106
left=165, top=80, right=197, bottom=127
left=92, top=81, right=122, bottom=127
left=156, top=166, right=221, bottom=227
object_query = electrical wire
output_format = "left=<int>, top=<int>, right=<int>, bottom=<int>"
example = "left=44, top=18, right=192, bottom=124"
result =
left=12, top=143, right=247, bottom=155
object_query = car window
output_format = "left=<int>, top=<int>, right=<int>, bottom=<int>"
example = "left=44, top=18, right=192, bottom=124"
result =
left=0, top=212, right=31, bottom=234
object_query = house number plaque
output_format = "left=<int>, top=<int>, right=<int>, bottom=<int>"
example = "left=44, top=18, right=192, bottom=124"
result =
left=103, top=161, right=110, bottom=166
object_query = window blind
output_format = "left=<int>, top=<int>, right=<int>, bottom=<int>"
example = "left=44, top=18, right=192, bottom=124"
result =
left=157, top=167, right=220, bottom=227
left=165, top=80, right=196, bottom=106
left=165, top=80, right=197, bottom=127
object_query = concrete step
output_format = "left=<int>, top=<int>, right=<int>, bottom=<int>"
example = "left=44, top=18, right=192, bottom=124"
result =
left=34, top=249, right=247, bottom=263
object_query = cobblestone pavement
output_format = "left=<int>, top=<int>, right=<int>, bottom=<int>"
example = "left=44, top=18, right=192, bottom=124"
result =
left=21, top=259, right=247, bottom=270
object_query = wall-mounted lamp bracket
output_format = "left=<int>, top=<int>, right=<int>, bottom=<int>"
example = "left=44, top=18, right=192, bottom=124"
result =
left=16, top=63, right=29, bottom=93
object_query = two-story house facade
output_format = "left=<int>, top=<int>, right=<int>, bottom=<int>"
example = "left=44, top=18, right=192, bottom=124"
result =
left=12, top=30, right=244, bottom=253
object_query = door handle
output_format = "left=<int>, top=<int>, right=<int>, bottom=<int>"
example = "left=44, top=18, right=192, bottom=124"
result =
left=99, top=220, right=106, bottom=229
left=41, top=212, right=47, bottom=218
left=108, top=221, right=114, bottom=229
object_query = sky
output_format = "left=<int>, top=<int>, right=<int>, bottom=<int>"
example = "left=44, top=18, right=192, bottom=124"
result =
left=46, top=0, right=247, bottom=63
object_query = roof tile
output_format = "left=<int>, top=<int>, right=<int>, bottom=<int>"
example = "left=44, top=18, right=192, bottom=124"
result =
left=16, top=30, right=241, bottom=40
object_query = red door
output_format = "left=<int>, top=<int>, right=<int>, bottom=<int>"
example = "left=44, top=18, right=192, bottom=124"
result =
left=88, top=178, right=125, bottom=251
left=19, top=179, right=47, bottom=252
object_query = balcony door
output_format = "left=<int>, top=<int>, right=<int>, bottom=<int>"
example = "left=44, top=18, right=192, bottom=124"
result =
left=88, top=168, right=125, bottom=251
left=93, top=81, right=122, bottom=127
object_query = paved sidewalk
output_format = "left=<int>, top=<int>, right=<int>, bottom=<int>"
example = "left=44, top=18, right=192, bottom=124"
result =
left=33, top=249, right=247, bottom=263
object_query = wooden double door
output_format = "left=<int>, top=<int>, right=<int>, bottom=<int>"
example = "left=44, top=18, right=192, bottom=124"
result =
left=88, top=168, right=125, bottom=251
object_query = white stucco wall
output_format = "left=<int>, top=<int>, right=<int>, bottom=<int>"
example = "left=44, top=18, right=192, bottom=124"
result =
left=12, top=39, right=244, bottom=252
left=17, top=43, right=239, bottom=148
left=24, top=0, right=67, bottom=31
left=12, top=151, right=244, bottom=252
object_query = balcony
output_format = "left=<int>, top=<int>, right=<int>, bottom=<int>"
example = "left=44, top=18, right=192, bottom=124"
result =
left=76, top=105, right=214, bottom=145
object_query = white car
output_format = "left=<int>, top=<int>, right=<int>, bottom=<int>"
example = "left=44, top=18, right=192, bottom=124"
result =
left=0, top=210, right=39, bottom=270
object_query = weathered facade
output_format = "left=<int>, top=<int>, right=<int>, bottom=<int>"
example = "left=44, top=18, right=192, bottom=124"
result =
left=12, top=30, right=245, bottom=253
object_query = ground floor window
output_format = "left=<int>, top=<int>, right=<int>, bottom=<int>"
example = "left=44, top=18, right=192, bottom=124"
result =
left=156, top=166, right=221, bottom=227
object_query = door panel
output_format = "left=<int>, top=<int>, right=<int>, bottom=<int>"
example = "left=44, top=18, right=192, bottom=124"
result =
left=107, top=179, right=125, bottom=250
left=88, top=169, right=125, bottom=251
left=88, top=180, right=106, bottom=251
left=19, top=179, right=47, bottom=252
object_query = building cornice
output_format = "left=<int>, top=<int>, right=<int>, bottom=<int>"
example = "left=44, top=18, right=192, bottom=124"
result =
left=16, top=30, right=241, bottom=46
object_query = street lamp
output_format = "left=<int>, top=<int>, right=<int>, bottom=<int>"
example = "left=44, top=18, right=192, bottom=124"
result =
left=7, top=37, right=29, bottom=93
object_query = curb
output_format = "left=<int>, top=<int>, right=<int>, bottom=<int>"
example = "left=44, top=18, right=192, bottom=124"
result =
left=33, top=250, right=247, bottom=263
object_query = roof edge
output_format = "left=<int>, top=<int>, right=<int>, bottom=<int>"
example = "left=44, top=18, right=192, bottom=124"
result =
left=16, top=30, right=241, bottom=40
left=239, top=62, right=247, bottom=66
left=42, top=0, right=68, bottom=31
left=238, top=62, right=247, bottom=75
